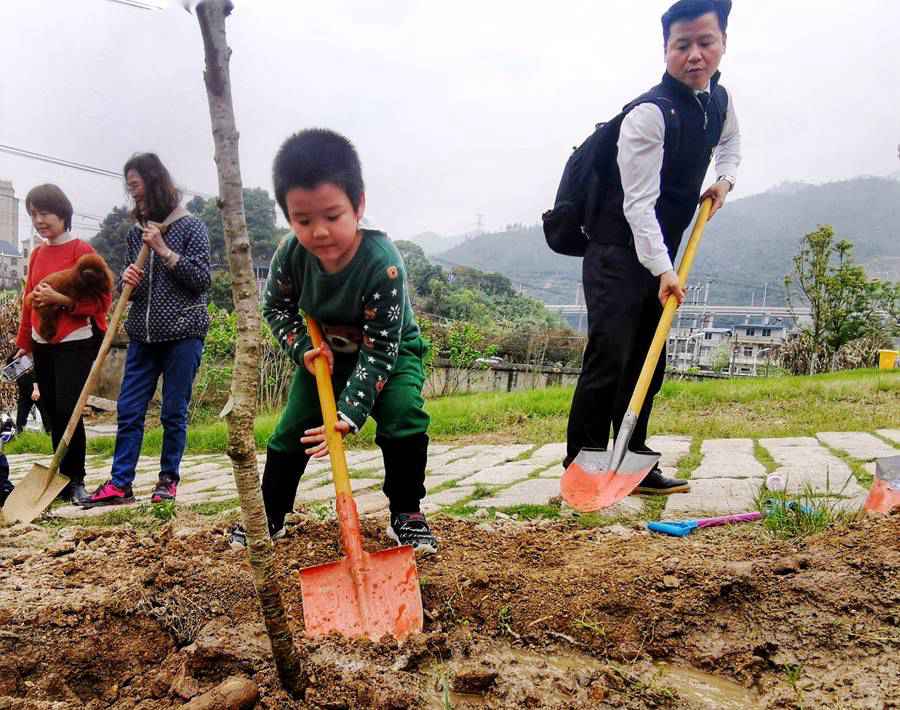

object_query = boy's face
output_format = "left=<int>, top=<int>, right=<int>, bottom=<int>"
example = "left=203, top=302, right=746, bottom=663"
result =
left=285, top=182, right=365, bottom=273
left=665, top=11, right=726, bottom=90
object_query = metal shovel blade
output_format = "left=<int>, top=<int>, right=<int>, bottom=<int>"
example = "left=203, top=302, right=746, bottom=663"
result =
left=299, top=544, right=423, bottom=642
left=561, top=448, right=659, bottom=512
left=1, top=464, right=70, bottom=525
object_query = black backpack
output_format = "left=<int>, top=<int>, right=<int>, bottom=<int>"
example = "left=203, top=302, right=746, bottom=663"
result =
left=542, top=96, right=681, bottom=257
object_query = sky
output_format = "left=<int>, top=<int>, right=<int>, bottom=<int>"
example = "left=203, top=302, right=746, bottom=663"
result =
left=1, top=0, right=899, bottom=244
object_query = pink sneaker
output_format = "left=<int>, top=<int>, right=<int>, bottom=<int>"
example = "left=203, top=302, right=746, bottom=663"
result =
left=82, top=481, right=135, bottom=508
left=151, top=475, right=177, bottom=503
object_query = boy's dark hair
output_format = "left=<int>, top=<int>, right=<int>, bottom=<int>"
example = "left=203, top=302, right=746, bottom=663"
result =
left=272, top=129, right=364, bottom=218
left=662, top=0, right=731, bottom=45
left=123, top=152, right=181, bottom=224
left=25, top=184, right=73, bottom=232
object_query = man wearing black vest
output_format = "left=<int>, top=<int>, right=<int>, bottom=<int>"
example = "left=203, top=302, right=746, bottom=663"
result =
left=564, top=0, right=741, bottom=493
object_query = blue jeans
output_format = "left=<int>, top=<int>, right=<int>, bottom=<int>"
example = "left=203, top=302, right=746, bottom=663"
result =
left=111, top=338, right=204, bottom=487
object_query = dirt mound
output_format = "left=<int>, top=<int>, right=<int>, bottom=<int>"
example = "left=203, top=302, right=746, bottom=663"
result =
left=0, top=512, right=898, bottom=708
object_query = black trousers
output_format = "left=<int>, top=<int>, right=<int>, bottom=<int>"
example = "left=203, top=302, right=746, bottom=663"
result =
left=565, top=243, right=666, bottom=466
left=32, top=335, right=100, bottom=485
left=15, top=372, right=51, bottom=432
left=261, top=432, right=429, bottom=524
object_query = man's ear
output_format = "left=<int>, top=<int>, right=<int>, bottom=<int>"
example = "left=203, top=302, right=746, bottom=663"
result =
left=721, top=32, right=727, bottom=53
left=356, top=192, right=366, bottom=222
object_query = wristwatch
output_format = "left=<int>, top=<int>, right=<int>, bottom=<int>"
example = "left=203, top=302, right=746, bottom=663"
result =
left=717, top=175, right=736, bottom=191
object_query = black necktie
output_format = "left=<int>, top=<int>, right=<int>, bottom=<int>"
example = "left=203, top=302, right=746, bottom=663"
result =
left=697, top=91, right=710, bottom=110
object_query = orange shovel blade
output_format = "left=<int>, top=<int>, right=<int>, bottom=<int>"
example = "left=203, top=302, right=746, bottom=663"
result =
left=299, top=545, right=423, bottom=642
left=864, top=478, right=900, bottom=514
left=560, top=449, right=658, bottom=512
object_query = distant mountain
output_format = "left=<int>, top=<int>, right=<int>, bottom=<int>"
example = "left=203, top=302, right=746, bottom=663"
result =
left=437, top=176, right=900, bottom=305
left=406, top=231, right=468, bottom=256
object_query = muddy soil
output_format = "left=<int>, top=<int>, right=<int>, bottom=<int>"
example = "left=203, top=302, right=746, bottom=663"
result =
left=0, top=511, right=898, bottom=709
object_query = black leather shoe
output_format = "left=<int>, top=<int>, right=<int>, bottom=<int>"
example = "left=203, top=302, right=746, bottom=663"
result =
left=69, top=484, right=91, bottom=506
left=634, top=466, right=690, bottom=495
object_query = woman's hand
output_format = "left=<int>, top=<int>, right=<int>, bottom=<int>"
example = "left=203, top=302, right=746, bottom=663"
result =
left=31, top=282, right=72, bottom=309
left=142, top=222, right=168, bottom=255
left=301, top=420, right=351, bottom=458
left=31, top=383, right=40, bottom=402
left=303, top=341, right=334, bottom=377
left=122, top=264, right=144, bottom=288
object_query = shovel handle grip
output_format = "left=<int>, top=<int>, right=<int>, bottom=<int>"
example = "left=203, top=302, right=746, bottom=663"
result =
left=627, top=198, right=712, bottom=417
left=305, top=317, right=353, bottom=498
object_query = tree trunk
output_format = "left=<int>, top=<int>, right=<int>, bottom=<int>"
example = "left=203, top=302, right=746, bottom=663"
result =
left=192, top=1, right=306, bottom=696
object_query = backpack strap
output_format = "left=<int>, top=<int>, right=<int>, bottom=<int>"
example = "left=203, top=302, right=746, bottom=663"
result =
left=621, top=95, right=682, bottom=156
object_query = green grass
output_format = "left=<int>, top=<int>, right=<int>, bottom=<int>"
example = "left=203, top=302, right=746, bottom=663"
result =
left=753, top=439, right=778, bottom=473
left=755, top=484, right=860, bottom=540
left=9, top=369, right=897, bottom=457
left=497, top=503, right=562, bottom=520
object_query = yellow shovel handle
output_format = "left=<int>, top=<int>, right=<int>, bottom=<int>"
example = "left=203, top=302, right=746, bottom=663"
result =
left=305, top=317, right=353, bottom=498
left=626, top=198, right=713, bottom=416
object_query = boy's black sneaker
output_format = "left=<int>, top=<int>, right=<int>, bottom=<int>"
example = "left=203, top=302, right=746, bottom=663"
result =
left=0, top=486, right=11, bottom=508
left=634, top=466, right=690, bottom=495
left=229, top=521, right=286, bottom=549
left=387, top=512, right=438, bottom=555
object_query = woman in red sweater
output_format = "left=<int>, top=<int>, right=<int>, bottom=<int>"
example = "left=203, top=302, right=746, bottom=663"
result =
left=14, top=184, right=112, bottom=505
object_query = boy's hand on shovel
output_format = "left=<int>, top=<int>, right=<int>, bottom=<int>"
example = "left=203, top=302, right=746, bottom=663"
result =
left=658, top=270, right=685, bottom=308
left=302, top=421, right=351, bottom=458
left=303, top=342, right=334, bottom=376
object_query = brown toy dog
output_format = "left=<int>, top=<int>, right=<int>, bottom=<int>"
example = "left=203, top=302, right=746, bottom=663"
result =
left=25, top=253, right=114, bottom=342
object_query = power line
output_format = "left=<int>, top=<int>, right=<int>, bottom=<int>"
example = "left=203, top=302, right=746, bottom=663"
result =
left=0, top=143, right=214, bottom=199
left=103, top=0, right=168, bottom=9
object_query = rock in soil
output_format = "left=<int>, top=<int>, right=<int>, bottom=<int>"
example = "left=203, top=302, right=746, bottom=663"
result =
left=183, top=676, right=258, bottom=710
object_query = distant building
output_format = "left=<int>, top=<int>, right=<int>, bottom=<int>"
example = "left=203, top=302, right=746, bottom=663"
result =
left=0, top=240, right=23, bottom=291
left=668, top=318, right=788, bottom=375
left=0, top=180, right=18, bottom=251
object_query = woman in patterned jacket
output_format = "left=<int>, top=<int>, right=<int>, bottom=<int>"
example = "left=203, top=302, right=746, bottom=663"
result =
left=84, top=153, right=211, bottom=507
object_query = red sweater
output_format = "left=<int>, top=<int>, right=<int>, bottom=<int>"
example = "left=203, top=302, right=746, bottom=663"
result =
left=16, top=238, right=112, bottom=352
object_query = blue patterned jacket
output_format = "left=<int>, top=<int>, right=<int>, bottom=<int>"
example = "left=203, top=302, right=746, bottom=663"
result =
left=123, top=214, right=211, bottom=343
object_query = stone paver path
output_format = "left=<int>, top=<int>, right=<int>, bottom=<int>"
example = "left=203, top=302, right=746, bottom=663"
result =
left=817, top=431, right=899, bottom=461
left=5, top=430, right=890, bottom=522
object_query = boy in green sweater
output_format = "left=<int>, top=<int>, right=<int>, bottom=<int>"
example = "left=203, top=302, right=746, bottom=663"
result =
left=231, top=129, right=436, bottom=554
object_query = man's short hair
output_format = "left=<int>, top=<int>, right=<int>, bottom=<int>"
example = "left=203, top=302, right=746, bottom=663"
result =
left=273, top=129, right=365, bottom=218
left=25, top=184, right=73, bottom=232
left=662, top=0, right=731, bottom=45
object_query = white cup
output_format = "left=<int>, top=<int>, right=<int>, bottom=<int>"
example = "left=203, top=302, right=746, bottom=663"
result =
left=766, top=473, right=786, bottom=492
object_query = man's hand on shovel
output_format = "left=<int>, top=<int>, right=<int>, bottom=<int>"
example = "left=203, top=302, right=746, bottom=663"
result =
left=658, top=270, right=685, bottom=308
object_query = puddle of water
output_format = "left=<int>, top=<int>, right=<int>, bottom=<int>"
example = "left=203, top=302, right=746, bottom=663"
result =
left=423, top=643, right=762, bottom=709
left=653, top=662, right=762, bottom=710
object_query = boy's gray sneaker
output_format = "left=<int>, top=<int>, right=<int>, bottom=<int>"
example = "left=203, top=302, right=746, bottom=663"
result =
left=387, top=512, right=438, bottom=555
left=228, top=523, right=286, bottom=549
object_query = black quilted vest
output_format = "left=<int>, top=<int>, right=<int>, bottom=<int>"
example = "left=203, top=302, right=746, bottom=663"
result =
left=588, top=71, right=728, bottom=259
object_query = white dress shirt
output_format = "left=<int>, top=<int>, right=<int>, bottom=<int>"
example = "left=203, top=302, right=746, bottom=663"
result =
left=616, top=87, right=741, bottom=276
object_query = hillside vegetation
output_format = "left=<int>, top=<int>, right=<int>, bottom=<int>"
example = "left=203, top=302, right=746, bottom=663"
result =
left=438, top=176, right=900, bottom=305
